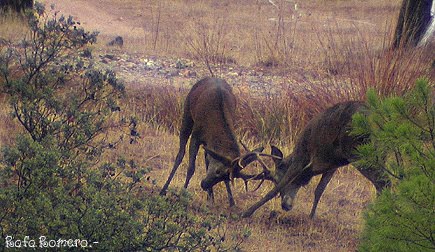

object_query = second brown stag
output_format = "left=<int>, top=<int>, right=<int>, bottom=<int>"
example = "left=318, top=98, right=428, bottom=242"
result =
left=160, top=77, right=262, bottom=206
left=242, top=101, right=391, bottom=218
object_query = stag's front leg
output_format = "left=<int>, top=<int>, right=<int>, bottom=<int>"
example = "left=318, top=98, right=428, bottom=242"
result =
left=310, top=169, right=336, bottom=218
left=160, top=113, right=193, bottom=195
left=224, top=181, right=235, bottom=206
left=204, top=152, right=215, bottom=204
left=207, top=188, right=215, bottom=205
left=184, top=135, right=200, bottom=189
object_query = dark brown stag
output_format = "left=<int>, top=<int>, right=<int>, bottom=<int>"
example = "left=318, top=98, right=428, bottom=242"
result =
left=160, top=77, right=261, bottom=206
left=242, top=101, right=390, bottom=218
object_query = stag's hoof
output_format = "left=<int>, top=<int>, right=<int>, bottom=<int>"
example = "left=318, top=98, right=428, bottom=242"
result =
left=159, top=188, right=167, bottom=196
left=241, top=211, right=252, bottom=218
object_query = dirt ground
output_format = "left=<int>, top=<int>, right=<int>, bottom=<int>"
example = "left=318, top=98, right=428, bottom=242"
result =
left=40, top=0, right=135, bottom=39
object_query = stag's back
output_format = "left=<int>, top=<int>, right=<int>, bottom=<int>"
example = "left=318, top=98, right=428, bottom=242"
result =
left=292, top=101, right=366, bottom=173
left=185, top=77, right=239, bottom=157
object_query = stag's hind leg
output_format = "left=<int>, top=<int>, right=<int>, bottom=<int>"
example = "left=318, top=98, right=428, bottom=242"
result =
left=160, top=110, right=193, bottom=195
left=355, top=165, right=390, bottom=194
left=310, top=169, right=337, bottom=218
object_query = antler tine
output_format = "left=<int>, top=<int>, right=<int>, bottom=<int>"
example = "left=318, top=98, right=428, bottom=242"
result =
left=237, top=171, right=254, bottom=192
left=252, top=177, right=265, bottom=191
left=237, top=152, right=280, bottom=169
left=234, top=151, right=262, bottom=191
left=258, top=153, right=283, bottom=160
left=236, top=152, right=258, bottom=170
left=245, top=152, right=279, bottom=172
left=239, top=170, right=266, bottom=192
left=239, top=140, right=251, bottom=152
left=230, top=151, right=257, bottom=185
left=235, top=148, right=283, bottom=191
left=236, top=152, right=276, bottom=192
left=237, top=170, right=268, bottom=192
left=249, top=154, right=270, bottom=191
left=256, top=155, right=272, bottom=172
left=255, top=152, right=282, bottom=177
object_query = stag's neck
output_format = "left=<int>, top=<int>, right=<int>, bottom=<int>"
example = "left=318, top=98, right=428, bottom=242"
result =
left=200, top=105, right=240, bottom=159
left=282, top=152, right=314, bottom=186
left=205, top=130, right=240, bottom=159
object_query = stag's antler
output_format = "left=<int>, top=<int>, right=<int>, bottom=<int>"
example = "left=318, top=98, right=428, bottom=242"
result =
left=240, top=152, right=282, bottom=190
left=232, top=143, right=283, bottom=191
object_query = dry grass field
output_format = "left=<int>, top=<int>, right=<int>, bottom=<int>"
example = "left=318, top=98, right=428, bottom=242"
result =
left=1, top=0, right=434, bottom=251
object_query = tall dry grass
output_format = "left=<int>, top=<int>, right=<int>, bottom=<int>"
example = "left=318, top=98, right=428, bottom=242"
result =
left=184, top=16, right=235, bottom=76
left=125, top=85, right=186, bottom=133
left=123, top=0, right=402, bottom=67
left=95, top=0, right=395, bottom=65
left=318, top=22, right=435, bottom=99
left=0, top=13, right=29, bottom=149
left=0, top=10, right=29, bottom=42
left=123, top=76, right=365, bottom=150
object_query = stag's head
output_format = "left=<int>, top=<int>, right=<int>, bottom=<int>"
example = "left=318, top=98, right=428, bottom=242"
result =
left=200, top=147, right=264, bottom=192
left=270, top=146, right=300, bottom=211
left=246, top=146, right=311, bottom=212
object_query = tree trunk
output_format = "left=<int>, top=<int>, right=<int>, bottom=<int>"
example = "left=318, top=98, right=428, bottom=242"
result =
left=393, top=0, right=433, bottom=48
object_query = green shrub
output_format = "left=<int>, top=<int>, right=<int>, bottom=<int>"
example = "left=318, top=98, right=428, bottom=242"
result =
left=353, top=79, right=435, bottom=251
left=0, top=3, right=123, bottom=159
left=0, top=136, right=241, bottom=250
left=0, top=135, right=142, bottom=250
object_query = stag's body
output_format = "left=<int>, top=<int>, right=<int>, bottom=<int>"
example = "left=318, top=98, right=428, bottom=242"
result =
left=243, top=101, right=390, bottom=218
left=160, top=77, right=241, bottom=206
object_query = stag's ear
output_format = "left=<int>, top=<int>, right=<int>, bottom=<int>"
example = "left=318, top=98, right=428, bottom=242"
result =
left=203, top=147, right=232, bottom=167
left=270, top=145, right=283, bottom=166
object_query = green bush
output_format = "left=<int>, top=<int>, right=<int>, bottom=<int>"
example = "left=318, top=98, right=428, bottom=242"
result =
left=0, top=7, right=247, bottom=251
left=0, top=3, right=123, bottom=159
left=0, top=135, right=142, bottom=250
left=0, top=136, right=244, bottom=250
left=0, top=136, right=240, bottom=250
left=353, top=79, right=435, bottom=251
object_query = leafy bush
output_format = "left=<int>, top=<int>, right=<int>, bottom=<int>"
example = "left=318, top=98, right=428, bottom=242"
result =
left=0, top=137, right=238, bottom=250
left=0, top=135, right=143, bottom=250
left=0, top=3, right=123, bottom=159
left=0, top=136, right=241, bottom=250
left=0, top=7, right=246, bottom=251
left=353, top=79, right=435, bottom=251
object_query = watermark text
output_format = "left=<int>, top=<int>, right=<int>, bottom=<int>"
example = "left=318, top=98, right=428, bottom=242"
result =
left=4, top=236, right=98, bottom=249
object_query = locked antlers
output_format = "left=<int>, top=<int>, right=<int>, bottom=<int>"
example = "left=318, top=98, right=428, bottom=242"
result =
left=235, top=143, right=283, bottom=191
left=202, top=143, right=282, bottom=192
